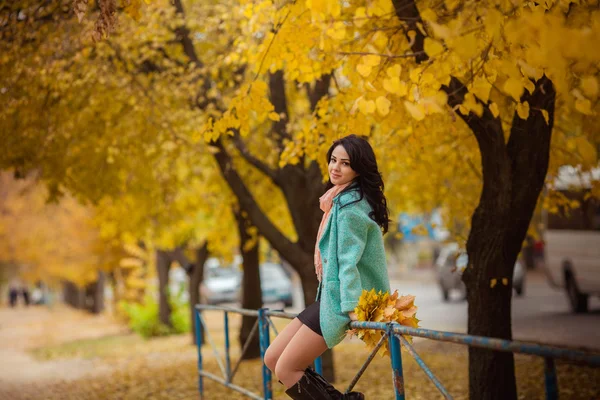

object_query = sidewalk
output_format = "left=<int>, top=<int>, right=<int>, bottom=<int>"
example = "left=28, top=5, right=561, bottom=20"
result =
left=0, top=305, right=127, bottom=385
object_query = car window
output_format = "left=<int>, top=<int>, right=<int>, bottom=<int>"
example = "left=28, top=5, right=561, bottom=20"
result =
left=444, top=253, right=456, bottom=267
left=207, top=267, right=239, bottom=279
left=260, top=264, right=287, bottom=281
left=456, top=254, right=468, bottom=269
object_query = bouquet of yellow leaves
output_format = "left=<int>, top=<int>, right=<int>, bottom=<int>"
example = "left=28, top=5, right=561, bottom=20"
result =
left=346, top=289, right=419, bottom=356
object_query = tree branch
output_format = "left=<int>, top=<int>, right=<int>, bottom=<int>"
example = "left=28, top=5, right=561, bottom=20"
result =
left=504, top=76, right=556, bottom=257
left=211, top=138, right=312, bottom=268
left=392, top=1, right=507, bottom=187
left=391, top=0, right=428, bottom=63
left=232, top=131, right=280, bottom=183
left=308, top=73, right=332, bottom=112
left=268, top=70, right=291, bottom=145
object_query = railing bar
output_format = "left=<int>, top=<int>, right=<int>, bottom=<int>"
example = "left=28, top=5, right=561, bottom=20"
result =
left=267, top=316, right=279, bottom=336
left=230, top=318, right=260, bottom=382
left=345, top=333, right=388, bottom=393
left=195, top=306, right=600, bottom=399
left=258, top=308, right=273, bottom=400
left=195, top=309, right=204, bottom=399
left=348, top=321, right=600, bottom=366
left=199, top=370, right=264, bottom=400
left=224, top=312, right=232, bottom=383
left=199, top=314, right=228, bottom=378
left=388, top=324, right=405, bottom=400
left=195, top=305, right=296, bottom=319
left=265, top=310, right=297, bottom=319
left=544, top=357, right=558, bottom=400
left=397, top=334, right=454, bottom=399
left=196, top=304, right=260, bottom=317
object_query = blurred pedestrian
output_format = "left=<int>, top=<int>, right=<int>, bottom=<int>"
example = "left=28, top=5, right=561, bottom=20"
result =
left=21, top=285, right=30, bottom=306
left=9, top=283, right=18, bottom=307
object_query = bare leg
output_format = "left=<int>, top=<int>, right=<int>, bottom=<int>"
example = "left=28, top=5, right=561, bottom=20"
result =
left=274, top=325, right=328, bottom=388
left=263, top=317, right=303, bottom=373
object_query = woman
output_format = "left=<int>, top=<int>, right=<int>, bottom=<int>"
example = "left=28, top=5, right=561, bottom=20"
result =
left=264, top=134, right=391, bottom=399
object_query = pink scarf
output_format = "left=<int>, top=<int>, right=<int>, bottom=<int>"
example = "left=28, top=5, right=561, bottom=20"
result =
left=314, top=182, right=351, bottom=281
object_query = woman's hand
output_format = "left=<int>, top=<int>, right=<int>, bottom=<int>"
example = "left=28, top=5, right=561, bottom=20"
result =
left=348, top=311, right=358, bottom=321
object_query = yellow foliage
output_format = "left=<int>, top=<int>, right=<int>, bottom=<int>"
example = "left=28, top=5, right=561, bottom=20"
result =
left=347, top=289, right=420, bottom=356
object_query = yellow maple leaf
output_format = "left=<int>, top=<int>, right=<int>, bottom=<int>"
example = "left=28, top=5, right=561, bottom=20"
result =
left=357, top=64, right=372, bottom=77
left=516, top=101, right=530, bottom=119
left=404, top=101, right=425, bottom=121
left=395, top=294, right=415, bottom=310
left=541, top=109, right=549, bottom=125
left=326, top=22, right=346, bottom=40
left=575, top=137, right=598, bottom=165
left=375, top=96, right=391, bottom=116
left=575, top=98, right=594, bottom=115
left=580, top=76, right=598, bottom=99
left=362, top=55, right=381, bottom=67
left=358, top=98, right=376, bottom=115
left=386, top=64, right=402, bottom=78
left=489, top=102, right=500, bottom=118
left=504, top=78, right=524, bottom=101
left=471, top=76, right=492, bottom=103
left=383, top=77, right=408, bottom=96
left=424, top=38, right=445, bottom=57
left=354, top=7, right=368, bottom=28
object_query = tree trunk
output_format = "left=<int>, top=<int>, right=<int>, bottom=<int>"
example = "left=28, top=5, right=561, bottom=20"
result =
left=460, top=76, right=555, bottom=400
left=91, top=271, right=105, bottom=314
left=189, top=243, right=208, bottom=345
left=156, top=249, right=172, bottom=327
left=236, top=208, right=263, bottom=360
left=388, top=3, right=556, bottom=397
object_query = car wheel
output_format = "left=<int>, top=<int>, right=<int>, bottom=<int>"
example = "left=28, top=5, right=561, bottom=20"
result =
left=565, top=273, right=588, bottom=313
left=441, top=286, right=450, bottom=302
left=514, top=284, right=524, bottom=296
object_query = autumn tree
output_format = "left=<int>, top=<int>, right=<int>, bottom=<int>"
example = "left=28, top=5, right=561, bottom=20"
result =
left=221, top=1, right=598, bottom=399
left=0, top=171, right=121, bottom=303
left=4, top=0, right=599, bottom=393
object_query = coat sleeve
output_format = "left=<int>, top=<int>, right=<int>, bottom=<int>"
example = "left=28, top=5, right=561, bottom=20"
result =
left=336, top=205, right=369, bottom=313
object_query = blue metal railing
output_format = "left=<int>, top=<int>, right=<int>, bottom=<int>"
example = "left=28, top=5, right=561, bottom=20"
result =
left=194, top=304, right=600, bottom=400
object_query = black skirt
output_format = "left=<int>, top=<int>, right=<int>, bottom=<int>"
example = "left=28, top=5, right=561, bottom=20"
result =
left=297, top=301, right=322, bottom=336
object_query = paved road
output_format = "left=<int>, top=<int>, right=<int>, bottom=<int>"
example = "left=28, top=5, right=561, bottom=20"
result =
left=389, top=270, right=600, bottom=350
left=284, top=270, right=600, bottom=350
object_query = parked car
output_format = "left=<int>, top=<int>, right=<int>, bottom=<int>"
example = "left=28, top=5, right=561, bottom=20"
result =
left=260, top=262, right=293, bottom=307
left=201, top=266, right=241, bottom=305
left=436, top=243, right=526, bottom=301
left=543, top=166, right=600, bottom=313
left=200, top=261, right=293, bottom=307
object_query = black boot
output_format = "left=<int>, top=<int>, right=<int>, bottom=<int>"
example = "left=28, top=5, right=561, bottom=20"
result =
left=285, top=370, right=334, bottom=399
left=304, top=368, right=365, bottom=400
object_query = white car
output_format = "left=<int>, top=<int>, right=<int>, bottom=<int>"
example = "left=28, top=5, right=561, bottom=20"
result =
left=436, top=243, right=526, bottom=301
left=200, top=262, right=293, bottom=307
left=543, top=166, right=600, bottom=313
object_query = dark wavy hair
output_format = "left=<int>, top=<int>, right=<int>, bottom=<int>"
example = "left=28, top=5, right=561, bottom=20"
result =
left=325, top=134, right=390, bottom=234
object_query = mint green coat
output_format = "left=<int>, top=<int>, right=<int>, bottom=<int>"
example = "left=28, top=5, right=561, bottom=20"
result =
left=315, top=189, right=390, bottom=348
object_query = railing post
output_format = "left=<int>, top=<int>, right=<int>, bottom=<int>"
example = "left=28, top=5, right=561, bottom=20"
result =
left=195, top=308, right=204, bottom=399
left=544, top=357, right=558, bottom=400
left=388, top=324, right=405, bottom=400
left=258, top=308, right=273, bottom=400
left=314, top=356, right=323, bottom=375
left=224, top=311, right=231, bottom=383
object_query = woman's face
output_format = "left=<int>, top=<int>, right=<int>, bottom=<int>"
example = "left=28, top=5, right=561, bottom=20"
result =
left=329, top=145, right=358, bottom=185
